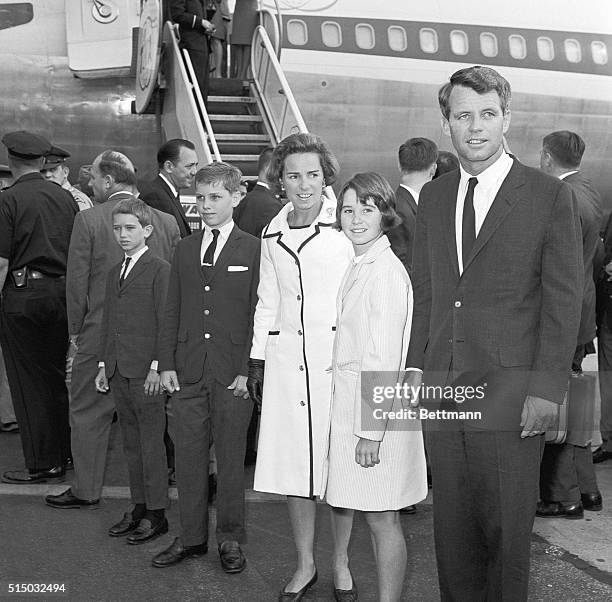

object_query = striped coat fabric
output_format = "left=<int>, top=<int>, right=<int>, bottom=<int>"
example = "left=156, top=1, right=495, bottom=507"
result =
left=324, top=236, right=427, bottom=511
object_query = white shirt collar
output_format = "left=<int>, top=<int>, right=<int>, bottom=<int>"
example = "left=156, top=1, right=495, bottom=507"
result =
left=459, top=152, right=513, bottom=191
left=559, top=170, right=579, bottom=180
left=203, top=219, right=234, bottom=239
left=124, top=245, right=149, bottom=264
left=256, top=181, right=270, bottom=189
left=159, top=172, right=178, bottom=198
left=399, top=183, right=420, bottom=204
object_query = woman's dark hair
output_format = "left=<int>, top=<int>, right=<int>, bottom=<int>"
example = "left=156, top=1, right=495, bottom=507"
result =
left=336, top=172, right=401, bottom=232
left=266, top=132, right=339, bottom=196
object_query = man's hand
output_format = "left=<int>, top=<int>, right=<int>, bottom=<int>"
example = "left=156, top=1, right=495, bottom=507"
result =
left=95, top=367, right=109, bottom=393
left=161, top=370, right=181, bottom=394
left=247, top=359, right=265, bottom=406
left=520, top=395, right=559, bottom=437
left=402, top=369, right=423, bottom=408
left=228, top=374, right=249, bottom=399
left=144, top=370, right=162, bottom=396
left=202, top=18, right=214, bottom=33
left=355, top=437, right=381, bottom=468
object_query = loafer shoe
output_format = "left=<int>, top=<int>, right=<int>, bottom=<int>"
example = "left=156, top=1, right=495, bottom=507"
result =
left=109, top=512, right=139, bottom=537
left=334, top=572, right=358, bottom=602
left=2, top=466, right=65, bottom=484
left=45, top=488, right=99, bottom=509
left=592, top=447, right=612, bottom=463
left=127, top=517, right=168, bottom=545
left=152, top=537, right=208, bottom=567
left=219, top=540, right=246, bottom=574
left=400, top=505, right=417, bottom=514
left=279, top=570, right=317, bottom=601
left=581, top=492, right=603, bottom=511
left=0, top=421, right=19, bottom=433
left=536, top=500, right=583, bottom=519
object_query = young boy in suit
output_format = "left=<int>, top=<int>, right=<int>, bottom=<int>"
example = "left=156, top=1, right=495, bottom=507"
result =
left=152, top=162, right=260, bottom=574
left=95, top=198, right=170, bottom=544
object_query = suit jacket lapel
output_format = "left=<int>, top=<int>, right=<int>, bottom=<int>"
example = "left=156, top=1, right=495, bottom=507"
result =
left=462, top=161, right=526, bottom=273
left=442, top=172, right=460, bottom=280
left=120, top=250, right=152, bottom=291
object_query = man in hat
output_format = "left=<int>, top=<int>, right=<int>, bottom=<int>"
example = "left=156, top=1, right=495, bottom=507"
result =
left=42, top=145, right=93, bottom=211
left=0, top=130, right=79, bottom=483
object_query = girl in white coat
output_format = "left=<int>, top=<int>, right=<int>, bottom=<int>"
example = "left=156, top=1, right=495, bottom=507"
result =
left=246, top=133, right=353, bottom=600
left=327, top=173, right=427, bottom=602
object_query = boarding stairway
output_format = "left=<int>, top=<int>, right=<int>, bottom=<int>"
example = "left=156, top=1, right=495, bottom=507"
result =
left=135, top=2, right=307, bottom=179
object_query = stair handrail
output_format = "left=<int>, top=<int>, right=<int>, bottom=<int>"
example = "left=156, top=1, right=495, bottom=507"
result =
left=258, top=0, right=282, bottom=58
left=180, top=48, right=222, bottom=162
left=250, top=25, right=307, bottom=144
left=165, top=22, right=221, bottom=163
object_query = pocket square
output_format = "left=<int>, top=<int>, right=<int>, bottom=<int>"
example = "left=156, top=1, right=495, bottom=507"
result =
left=227, top=265, right=248, bottom=272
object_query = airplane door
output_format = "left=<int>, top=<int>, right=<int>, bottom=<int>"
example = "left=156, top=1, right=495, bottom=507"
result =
left=135, top=0, right=162, bottom=113
left=65, top=0, right=139, bottom=77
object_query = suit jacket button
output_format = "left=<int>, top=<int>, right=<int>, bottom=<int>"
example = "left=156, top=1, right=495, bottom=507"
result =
left=454, top=301, right=462, bottom=308
left=299, top=365, right=304, bottom=371
left=204, top=285, right=210, bottom=291
left=300, top=400, right=305, bottom=406
left=204, top=309, right=210, bottom=315
left=297, top=330, right=303, bottom=336
left=204, top=333, right=211, bottom=339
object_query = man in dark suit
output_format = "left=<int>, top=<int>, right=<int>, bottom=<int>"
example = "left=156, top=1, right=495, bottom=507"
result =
left=234, top=147, right=283, bottom=237
left=140, top=139, right=199, bottom=238
left=405, top=67, right=582, bottom=600
left=45, top=150, right=180, bottom=509
left=169, top=0, right=215, bottom=101
left=538, top=131, right=603, bottom=517
left=152, top=162, right=259, bottom=574
left=388, top=137, right=437, bottom=274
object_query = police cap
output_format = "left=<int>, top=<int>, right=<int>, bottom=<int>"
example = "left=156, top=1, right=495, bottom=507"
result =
left=43, top=145, right=71, bottom=168
left=2, top=131, right=53, bottom=159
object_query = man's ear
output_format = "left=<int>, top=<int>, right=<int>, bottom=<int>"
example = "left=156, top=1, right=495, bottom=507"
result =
left=231, top=190, right=241, bottom=208
left=441, top=117, right=451, bottom=137
left=143, top=224, right=154, bottom=239
left=502, top=109, right=511, bottom=134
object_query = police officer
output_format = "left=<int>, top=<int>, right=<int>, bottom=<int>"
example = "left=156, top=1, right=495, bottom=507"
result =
left=0, top=131, right=79, bottom=484
left=41, top=144, right=93, bottom=212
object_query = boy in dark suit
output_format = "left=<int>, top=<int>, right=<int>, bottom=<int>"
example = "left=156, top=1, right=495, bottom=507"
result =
left=152, top=162, right=260, bottom=573
left=95, top=198, right=170, bottom=545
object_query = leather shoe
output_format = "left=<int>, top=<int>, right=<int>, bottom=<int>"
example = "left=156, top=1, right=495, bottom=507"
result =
left=279, top=570, right=317, bottom=601
left=581, top=492, right=603, bottom=511
left=592, top=447, right=612, bottom=463
left=536, top=500, right=583, bottom=519
left=219, top=540, right=246, bottom=573
left=0, top=421, right=19, bottom=433
left=126, top=517, right=168, bottom=545
left=400, top=505, right=417, bottom=514
left=152, top=537, right=208, bottom=568
left=334, top=572, right=358, bottom=602
left=2, top=466, right=65, bottom=484
left=45, top=488, right=99, bottom=509
left=109, top=512, right=139, bottom=537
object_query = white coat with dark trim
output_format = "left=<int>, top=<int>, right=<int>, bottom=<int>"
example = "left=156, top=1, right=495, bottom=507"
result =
left=251, top=195, right=353, bottom=497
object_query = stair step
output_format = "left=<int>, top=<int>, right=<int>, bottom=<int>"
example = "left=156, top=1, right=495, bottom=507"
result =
left=208, top=96, right=256, bottom=104
left=215, top=133, right=269, bottom=142
left=209, top=114, right=263, bottom=122
left=221, top=154, right=260, bottom=162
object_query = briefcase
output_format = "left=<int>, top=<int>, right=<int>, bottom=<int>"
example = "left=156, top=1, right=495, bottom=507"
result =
left=545, top=372, right=596, bottom=445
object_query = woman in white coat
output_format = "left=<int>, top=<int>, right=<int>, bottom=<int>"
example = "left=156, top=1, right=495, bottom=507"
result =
left=246, top=133, right=353, bottom=600
left=326, top=173, right=427, bottom=602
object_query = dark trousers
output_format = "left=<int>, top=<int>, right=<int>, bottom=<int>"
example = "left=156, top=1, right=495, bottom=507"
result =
left=112, top=372, right=168, bottom=510
left=0, top=280, right=70, bottom=469
left=184, top=46, right=210, bottom=103
left=167, top=372, right=252, bottom=547
left=428, top=429, right=544, bottom=602
left=540, top=443, right=599, bottom=502
left=598, top=323, right=612, bottom=451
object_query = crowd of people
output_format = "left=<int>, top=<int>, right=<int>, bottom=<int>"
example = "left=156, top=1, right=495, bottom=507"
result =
left=0, top=64, right=610, bottom=601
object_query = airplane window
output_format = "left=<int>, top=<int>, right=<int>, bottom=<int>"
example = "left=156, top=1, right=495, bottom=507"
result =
left=286, top=19, right=308, bottom=46
left=591, top=41, right=608, bottom=65
left=355, top=23, right=375, bottom=50
left=537, top=37, right=554, bottom=61
left=321, top=21, right=342, bottom=48
left=480, top=32, right=498, bottom=57
left=450, top=30, right=469, bottom=55
left=388, top=26, right=407, bottom=52
left=565, top=39, right=582, bottom=63
left=0, top=2, right=33, bottom=31
left=420, top=28, right=438, bottom=54
left=508, top=34, right=527, bottom=60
